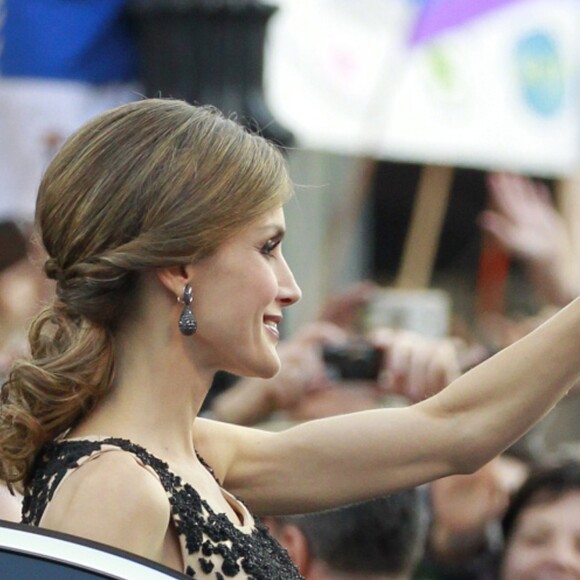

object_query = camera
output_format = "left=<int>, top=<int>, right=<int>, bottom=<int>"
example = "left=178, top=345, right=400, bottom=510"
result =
left=322, top=342, right=383, bottom=381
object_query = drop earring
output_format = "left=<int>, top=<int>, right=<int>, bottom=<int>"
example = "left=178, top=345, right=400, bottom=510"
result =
left=178, top=283, right=197, bottom=336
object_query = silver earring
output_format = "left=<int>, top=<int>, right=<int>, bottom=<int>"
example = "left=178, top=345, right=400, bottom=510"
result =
left=178, top=284, right=197, bottom=336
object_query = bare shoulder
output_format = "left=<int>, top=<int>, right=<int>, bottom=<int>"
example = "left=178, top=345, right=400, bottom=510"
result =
left=41, top=450, right=170, bottom=559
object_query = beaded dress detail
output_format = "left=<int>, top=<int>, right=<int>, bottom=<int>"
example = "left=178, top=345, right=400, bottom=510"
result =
left=22, top=437, right=304, bottom=579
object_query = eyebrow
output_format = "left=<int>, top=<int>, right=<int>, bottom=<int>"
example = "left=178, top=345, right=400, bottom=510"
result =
left=258, top=225, right=286, bottom=238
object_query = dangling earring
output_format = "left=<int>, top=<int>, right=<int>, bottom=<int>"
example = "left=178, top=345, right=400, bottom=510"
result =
left=178, top=284, right=197, bottom=336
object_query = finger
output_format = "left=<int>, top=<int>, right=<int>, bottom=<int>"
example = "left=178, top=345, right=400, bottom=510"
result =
left=367, top=328, right=396, bottom=383
left=488, top=173, right=530, bottom=218
left=479, top=211, right=517, bottom=249
left=386, top=339, right=413, bottom=398
left=394, top=336, right=425, bottom=399
left=406, top=345, right=431, bottom=402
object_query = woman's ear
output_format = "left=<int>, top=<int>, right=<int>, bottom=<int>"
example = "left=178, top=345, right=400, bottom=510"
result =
left=156, top=265, right=193, bottom=298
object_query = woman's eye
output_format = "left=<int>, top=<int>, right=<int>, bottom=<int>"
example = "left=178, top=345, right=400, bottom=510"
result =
left=261, top=239, right=280, bottom=256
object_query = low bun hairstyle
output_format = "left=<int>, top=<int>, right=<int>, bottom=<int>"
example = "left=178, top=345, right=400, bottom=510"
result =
left=0, top=98, right=293, bottom=489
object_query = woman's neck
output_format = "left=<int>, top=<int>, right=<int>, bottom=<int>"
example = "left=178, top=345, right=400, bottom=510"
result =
left=70, top=321, right=214, bottom=462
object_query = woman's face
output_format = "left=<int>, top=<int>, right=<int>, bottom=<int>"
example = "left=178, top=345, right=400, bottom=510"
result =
left=190, top=207, right=301, bottom=378
left=500, top=490, right=580, bottom=580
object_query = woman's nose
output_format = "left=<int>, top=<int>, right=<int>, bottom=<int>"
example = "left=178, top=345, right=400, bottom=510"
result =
left=278, top=258, right=302, bottom=307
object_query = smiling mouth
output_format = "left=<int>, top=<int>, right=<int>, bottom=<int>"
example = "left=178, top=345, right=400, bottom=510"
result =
left=264, top=320, right=280, bottom=339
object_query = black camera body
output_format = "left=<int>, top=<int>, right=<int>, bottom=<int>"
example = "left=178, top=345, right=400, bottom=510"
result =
left=322, top=342, right=383, bottom=381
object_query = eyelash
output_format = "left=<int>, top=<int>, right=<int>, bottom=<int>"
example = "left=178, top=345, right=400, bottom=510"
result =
left=260, top=239, right=281, bottom=257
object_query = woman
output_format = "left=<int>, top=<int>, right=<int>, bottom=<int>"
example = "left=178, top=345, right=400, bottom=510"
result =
left=1, top=98, right=580, bottom=578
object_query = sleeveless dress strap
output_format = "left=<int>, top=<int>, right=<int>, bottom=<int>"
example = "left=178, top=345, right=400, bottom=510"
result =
left=22, top=437, right=167, bottom=526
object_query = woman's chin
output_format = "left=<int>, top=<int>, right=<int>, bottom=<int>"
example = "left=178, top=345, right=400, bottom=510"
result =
left=255, top=345, right=282, bottom=378
left=232, top=352, right=281, bottom=380
left=256, top=358, right=281, bottom=380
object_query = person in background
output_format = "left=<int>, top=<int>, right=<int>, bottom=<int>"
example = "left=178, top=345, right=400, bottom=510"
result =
left=0, top=221, right=50, bottom=381
left=416, top=457, right=580, bottom=580
left=415, top=453, right=530, bottom=580
left=499, top=458, right=580, bottom=580
left=267, top=488, right=429, bottom=580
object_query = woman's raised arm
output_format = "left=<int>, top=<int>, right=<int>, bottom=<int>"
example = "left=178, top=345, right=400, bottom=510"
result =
left=194, top=297, right=580, bottom=516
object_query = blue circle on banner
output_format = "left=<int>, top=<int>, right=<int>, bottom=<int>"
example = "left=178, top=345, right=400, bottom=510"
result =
left=515, top=32, right=564, bottom=117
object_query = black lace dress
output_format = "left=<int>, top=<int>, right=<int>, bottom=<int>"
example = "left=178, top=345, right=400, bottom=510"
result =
left=21, top=437, right=304, bottom=580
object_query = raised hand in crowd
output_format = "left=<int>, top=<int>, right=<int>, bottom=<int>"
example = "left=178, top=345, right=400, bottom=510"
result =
left=479, top=172, right=580, bottom=306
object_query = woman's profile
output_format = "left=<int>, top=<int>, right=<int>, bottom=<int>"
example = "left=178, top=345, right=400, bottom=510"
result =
left=1, top=98, right=580, bottom=578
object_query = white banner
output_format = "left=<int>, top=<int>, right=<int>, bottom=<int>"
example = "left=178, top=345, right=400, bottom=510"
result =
left=266, top=0, right=580, bottom=176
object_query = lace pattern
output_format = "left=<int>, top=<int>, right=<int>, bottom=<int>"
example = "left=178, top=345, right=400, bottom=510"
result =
left=22, top=437, right=304, bottom=579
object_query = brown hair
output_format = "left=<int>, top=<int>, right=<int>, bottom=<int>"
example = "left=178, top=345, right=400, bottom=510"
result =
left=0, top=98, right=292, bottom=489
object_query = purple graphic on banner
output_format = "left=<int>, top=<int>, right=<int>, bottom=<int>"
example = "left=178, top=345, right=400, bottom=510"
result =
left=410, top=0, right=529, bottom=45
